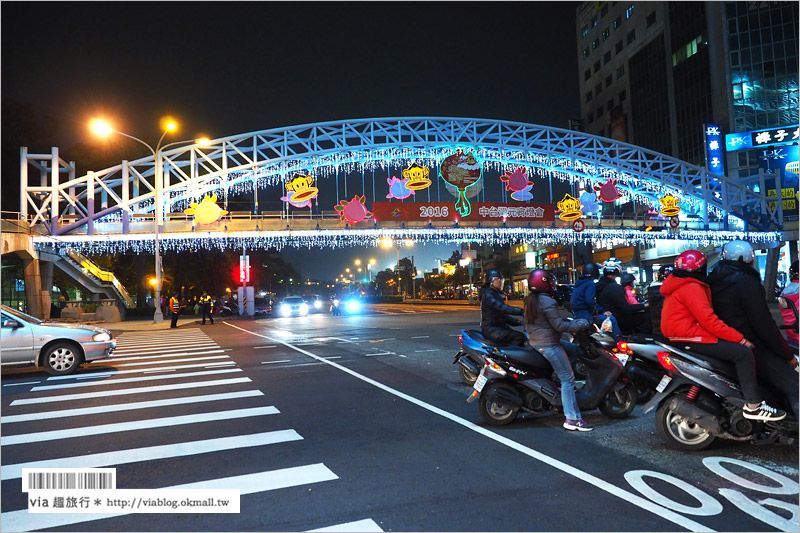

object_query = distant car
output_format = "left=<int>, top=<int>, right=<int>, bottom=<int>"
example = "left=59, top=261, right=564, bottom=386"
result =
left=305, top=295, right=326, bottom=314
left=254, top=297, right=271, bottom=316
left=340, top=296, right=363, bottom=315
left=0, top=304, right=116, bottom=375
left=277, top=296, right=309, bottom=317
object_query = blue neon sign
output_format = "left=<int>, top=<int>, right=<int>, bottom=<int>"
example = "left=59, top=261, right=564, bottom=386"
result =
left=704, top=124, right=725, bottom=175
left=725, top=124, right=800, bottom=152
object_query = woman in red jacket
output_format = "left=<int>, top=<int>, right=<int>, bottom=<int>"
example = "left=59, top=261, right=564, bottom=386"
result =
left=660, top=250, right=785, bottom=422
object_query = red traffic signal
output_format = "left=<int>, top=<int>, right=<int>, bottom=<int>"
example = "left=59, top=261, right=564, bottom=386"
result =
left=237, top=254, right=251, bottom=284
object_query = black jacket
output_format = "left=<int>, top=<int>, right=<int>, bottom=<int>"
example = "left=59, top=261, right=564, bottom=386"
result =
left=647, top=281, right=665, bottom=335
left=479, top=284, right=523, bottom=332
left=595, top=276, right=646, bottom=317
left=708, top=259, right=792, bottom=360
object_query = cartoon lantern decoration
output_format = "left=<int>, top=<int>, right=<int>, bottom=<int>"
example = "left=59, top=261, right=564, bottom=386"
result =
left=499, top=167, right=534, bottom=201
left=402, top=163, right=432, bottom=190
left=334, top=195, right=372, bottom=224
left=386, top=176, right=415, bottom=200
left=281, top=173, right=319, bottom=209
left=439, top=150, right=482, bottom=217
left=594, top=178, right=623, bottom=202
left=184, top=194, right=228, bottom=225
left=659, top=194, right=682, bottom=217
left=556, top=194, right=583, bottom=221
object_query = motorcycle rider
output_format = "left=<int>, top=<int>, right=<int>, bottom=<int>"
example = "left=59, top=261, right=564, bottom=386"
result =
left=660, top=249, right=786, bottom=422
left=570, top=262, right=622, bottom=340
left=707, top=241, right=798, bottom=419
left=595, top=258, right=652, bottom=334
left=524, top=269, right=594, bottom=431
left=646, top=265, right=673, bottom=336
left=621, top=273, right=639, bottom=305
left=479, top=269, right=526, bottom=347
left=780, top=261, right=798, bottom=345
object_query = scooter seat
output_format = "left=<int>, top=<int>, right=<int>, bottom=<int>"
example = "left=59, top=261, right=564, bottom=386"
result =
left=660, top=340, right=738, bottom=378
left=466, top=330, right=552, bottom=372
left=628, top=333, right=669, bottom=344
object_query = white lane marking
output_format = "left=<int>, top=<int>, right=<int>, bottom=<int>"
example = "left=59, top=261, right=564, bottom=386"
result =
left=254, top=345, right=278, bottom=349
left=329, top=337, right=357, bottom=343
left=309, top=518, right=384, bottom=532
left=112, top=339, right=218, bottom=351
left=1, top=430, right=303, bottom=481
left=40, top=361, right=242, bottom=380
left=108, top=354, right=228, bottom=368
left=365, top=351, right=396, bottom=357
left=448, top=334, right=460, bottom=336
left=143, top=368, right=177, bottom=374
left=0, top=463, right=338, bottom=532
left=224, top=322, right=714, bottom=533
left=3, top=406, right=279, bottom=445
left=12, top=377, right=252, bottom=405
left=2, top=381, right=42, bottom=387
left=262, top=360, right=293, bottom=365
left=411, top=335, right=430, bottom=339
left=414, top=349, right=439, bottom=352
left=31, top=368, right=242, bottom=391
left=2, top=390, right=264, bottom=424
left=110, top=345, right=220, bottom=359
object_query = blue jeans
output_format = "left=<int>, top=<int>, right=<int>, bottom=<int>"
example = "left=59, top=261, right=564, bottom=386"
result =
left=573, top=310, right=622, bottom=340
left=539, top=343, right=582, bottom=421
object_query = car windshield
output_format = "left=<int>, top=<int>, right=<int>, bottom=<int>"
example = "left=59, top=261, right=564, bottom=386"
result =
left=1, top=305, right=42, bottom=324
left=283, top=297, right=304, bottom=304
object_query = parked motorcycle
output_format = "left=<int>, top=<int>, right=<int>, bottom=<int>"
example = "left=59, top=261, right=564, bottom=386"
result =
left=218, top=301, right=239, bottom=317
left=459, top=328, right=637, bottom=426
left=643, top=340, right=798, bottom=451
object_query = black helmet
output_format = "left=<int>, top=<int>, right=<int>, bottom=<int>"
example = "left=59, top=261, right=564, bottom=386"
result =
left=790, top=261, right=798, bottom=280
left=656, top=264, right=674, bottom=282
left=581, top=263, right=600, bottom=279
left=484, top=269, right=503, bottom=284
left=621, top=273, right=635, bottom=287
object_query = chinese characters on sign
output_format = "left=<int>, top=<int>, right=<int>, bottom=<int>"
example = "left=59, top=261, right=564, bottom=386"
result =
left=725, top=125, right=800, bottom=152
left=704, top=124, right=725, bottom=175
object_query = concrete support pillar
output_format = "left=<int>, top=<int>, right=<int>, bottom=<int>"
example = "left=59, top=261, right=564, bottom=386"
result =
left=40, top=260, right=54, bottom=320
left=23, top=256, right=43, bottom=318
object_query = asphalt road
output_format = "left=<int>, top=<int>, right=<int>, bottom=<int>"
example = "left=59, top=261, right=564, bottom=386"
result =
left=1, top=304, right=798, bottom=532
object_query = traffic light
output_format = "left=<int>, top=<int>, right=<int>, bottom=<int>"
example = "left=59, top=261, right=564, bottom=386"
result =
left=238, top=255, right=250, bottom=284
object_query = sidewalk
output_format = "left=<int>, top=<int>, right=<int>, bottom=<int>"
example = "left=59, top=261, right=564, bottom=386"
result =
left=104, top=315, right=255, bottom=333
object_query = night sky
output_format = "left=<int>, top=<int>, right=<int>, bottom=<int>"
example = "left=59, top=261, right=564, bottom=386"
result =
left=2, top=1, right=582, bottom=279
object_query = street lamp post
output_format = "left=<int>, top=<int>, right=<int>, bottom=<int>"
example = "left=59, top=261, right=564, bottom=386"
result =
left=89, top=118, right=208, bottom=323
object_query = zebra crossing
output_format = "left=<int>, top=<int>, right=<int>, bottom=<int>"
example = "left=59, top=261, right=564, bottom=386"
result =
left=0, top=328, right=383, bottom=532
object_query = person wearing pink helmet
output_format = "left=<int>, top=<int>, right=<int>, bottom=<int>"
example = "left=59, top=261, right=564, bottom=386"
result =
left=660, top=249, right=786, bottom=422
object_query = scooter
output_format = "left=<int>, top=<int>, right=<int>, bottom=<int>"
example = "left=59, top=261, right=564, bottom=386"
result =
left=460, top=328, right=637, bottom=426
left=219, top=301, right=239, bottom=317
left=642, top=339, right=798, bottom=451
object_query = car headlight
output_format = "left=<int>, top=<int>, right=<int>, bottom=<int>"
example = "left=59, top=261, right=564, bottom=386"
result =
left=280, top=305, right=291, bottom=316
left=347, top=300, right=360, bottom=313
left=92, top=332, right=111, bottom=342
left=314, top=300, right=322, bottom=309
left=300, top=303, right=309, bottom=315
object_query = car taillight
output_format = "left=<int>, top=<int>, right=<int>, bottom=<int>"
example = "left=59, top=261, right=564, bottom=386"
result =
left=657, top=351, right=677, bottom=371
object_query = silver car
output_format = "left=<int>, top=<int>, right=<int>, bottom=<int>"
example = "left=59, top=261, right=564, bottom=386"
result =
left=1, top=304, right=116, bottom=375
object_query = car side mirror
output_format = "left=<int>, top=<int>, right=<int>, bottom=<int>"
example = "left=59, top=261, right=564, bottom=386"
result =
left=2, top=318, right=21, bottom=329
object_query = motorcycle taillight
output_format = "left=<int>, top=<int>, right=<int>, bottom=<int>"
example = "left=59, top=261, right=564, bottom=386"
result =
left=459, top=334, right=463, bottom=345
left=657, top=351, right=677, bottom=372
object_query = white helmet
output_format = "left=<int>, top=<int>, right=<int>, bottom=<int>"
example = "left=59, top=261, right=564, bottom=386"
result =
left=721, top=240, right=755, bottom=265
left=602, top=257, right=624, bottom=275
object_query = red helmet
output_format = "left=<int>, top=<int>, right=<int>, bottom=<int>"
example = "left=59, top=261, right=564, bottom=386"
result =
left=528, top=269, right=557, bottom=293
left=674, top=250, right=707, bottom=272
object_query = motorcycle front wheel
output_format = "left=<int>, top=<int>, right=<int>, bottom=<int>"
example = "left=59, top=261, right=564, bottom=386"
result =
left=599, top=382, right=637, bottom=419
left=655, top=394, right=716, bottom=451
left=478, top=383, right=519, bottom=426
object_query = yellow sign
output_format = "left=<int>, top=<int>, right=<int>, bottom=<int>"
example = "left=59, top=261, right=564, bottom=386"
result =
left=659, top=194, right=682, bottom=217
left=184, top=194, right=228, bottom=225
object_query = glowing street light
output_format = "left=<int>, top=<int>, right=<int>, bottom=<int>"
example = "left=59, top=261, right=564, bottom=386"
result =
left=90, top=117, right=207, bottom=323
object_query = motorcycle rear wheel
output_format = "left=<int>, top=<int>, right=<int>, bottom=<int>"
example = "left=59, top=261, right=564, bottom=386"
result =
left=599, top=382, right=637, bottom=419
left=655, top=395, right=716, bottom=451
left=478, top=383, right=519, bottom=426
left=458, top=365, right=478, bottom=386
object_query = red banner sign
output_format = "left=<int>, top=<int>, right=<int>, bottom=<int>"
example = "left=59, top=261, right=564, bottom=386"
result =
left=372, top=202, right=555, bottom=222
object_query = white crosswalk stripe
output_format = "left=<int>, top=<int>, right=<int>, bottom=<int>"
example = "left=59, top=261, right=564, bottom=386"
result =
left=0, top=328, right=377, bottom=531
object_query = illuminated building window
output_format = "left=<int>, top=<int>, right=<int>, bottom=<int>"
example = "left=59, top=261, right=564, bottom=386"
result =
left=581, top=25, right=589, bottom=37
left=592, top=38, right=599, bottom=49
left=625, top=4, right=634, bottom=19
left=583, top=48, right=590, bottom=59
left=592, top=16, right=598, bottom=27
left=602, top=28, right=610, bottom=40
left=613, top=16, right=621, bottom=29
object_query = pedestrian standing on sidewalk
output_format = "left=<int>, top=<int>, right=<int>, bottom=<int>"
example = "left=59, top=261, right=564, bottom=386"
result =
left=199, top=291, right=214, bottom=325
left=169, top=292, right=181, bottom=329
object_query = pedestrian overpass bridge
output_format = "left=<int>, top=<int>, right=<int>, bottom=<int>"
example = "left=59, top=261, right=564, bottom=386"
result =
left=8, top=117, right=788, bottom=316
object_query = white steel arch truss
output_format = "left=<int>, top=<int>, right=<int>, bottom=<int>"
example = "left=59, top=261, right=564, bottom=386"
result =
left=20, top=117, right=777, bottom=235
